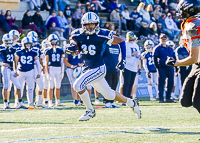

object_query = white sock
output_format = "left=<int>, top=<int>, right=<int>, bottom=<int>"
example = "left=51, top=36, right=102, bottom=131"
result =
left=15, top=96, right=18, bottom=105
left=19, top=101, right=23, bottom=106
left=171, top=92, right=175, bottom=97
left=7, top=99, right=9, bottom=103
left=126, top=98, right=135, bottom=107
left=38, top=95, right=42, bottom=103
left=49, top=100, right=53, bottom=105
left=44, top=98, right=48, bottom=102
left=132, top=94, right=136, bottom=99
left=35, top=96, right=39, bottom=102
left=27, top=89, right=33, bottom=104
left=56, top=99, right=60, bottom=104
left=5, top=102, right=8, bottom=106
left=79, top=90, right=93, bottom=110
left=148, top=85, right=153, bottom=98
left=155, top=84, right=158, bottom=93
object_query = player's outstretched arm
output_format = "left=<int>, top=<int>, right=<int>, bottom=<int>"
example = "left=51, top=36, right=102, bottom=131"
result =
left=174, top=47, right=199, bottom=66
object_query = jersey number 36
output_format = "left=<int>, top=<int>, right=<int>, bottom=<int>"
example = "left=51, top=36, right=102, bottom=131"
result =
left=81, top=44, right=96, bottom=55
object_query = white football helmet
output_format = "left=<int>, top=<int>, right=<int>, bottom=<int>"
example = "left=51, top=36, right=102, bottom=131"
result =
left=41, top=39, right=51, bottom=50
left=144, top=40, right=154, bottom=52
left=73, top=67, right=82, bottom=78
left=81, top=12, right=100, bottom=35
left=166, top=40, right=175, bottom=49
left=21, top=37, right=32, bottom=50
left=2, top=33, right=13, bottom=47
left=27, top=31, right=38, bottom=40
left=48, top=34, right=59, bottom=46
left=9, top=30, right=20, bottom=42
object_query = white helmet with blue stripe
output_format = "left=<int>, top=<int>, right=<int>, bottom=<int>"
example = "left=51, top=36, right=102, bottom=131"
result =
left=166, top=40, right=175, bottom=49
left=2, top=33, right=13, bottom=47
left=41, top=39, right=51, bottom=50
left=27, top=31, right=38, bottom=40
left=144, top=40, right=154, bottom=52
left=48, top=34, right=59, bottom=46
left=21, top=37, right=32, bottom=50
left=9, top=30, right=20, bottom=42
left=81, top=12, right=100, bottom=35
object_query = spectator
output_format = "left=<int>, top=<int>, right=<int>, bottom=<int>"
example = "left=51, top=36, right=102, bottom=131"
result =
left=90, top=5, right=98, bottom=15
left=153, top=34, right=175, bottom=103
left=164, top=6, right=169, bottom=15
left=150, top=22, right=157, bottom=34
left=164, top=13, right=181, bottom=41
left=154, top=0, right=162, bottom=10
left=32, top=9, right=47, bottom=38
left=85, top=2, right=91, bottom=12
left=121, top=8, right=134, bottom=30
left=64, top=5, right=72, bottom=19
left=152, top=5, right=162, bottom=21
left=146, top=0, right=154, bottom=5
left=57, top=11, right=71, bottom=38
left=157, top=13, right=174, bottom=40
left=147, top=4, right=156, bottom=22
left=139, top=21, right=154, bottom=38
left=130, top=8, right=142, bottom=30
left=49, top=22, right=65, bottom=40
left=5, top=10, right=18, bottom=30
left=109, top=0, right=118, bottom=11
left=115, top=0, right=127, bottom=12
left=171, top=8, right=181, bottom=28
left=160, top=0, right=168, bottom=10
left=72, top=1, right=82, bottom=28
left=41, top=0, right=51, bottom=11
left=46, top=11, right=60, bottom=29
left=157, top=22, right=164, bottom=37
left=91, top=0, right=106, bottom=11
left=169, top=0, right=179, bottom=10
left=150, top=22, right=159, bottom=45
left=0, top=9, right=12, bottom=32
left=110, top=7, right=121, bottom=30
left=22, top=0, right=41, bottom=10
left=104, top=22, right=109, bottom=29
left=102, top=0, right=111, bottom=13
left=137, top=2, right=151, bottom=24
left=22, top=10, right=41, bottom=34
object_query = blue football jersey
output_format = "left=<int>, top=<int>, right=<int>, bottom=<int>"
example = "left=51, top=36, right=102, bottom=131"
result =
left=16, top=49, right=37, bottom=72
left=34, top=43, right=41, bottom=49
left=46, top=48, right=64, bottom=67
left=32, top=47, right=42, bottom=57
left=13, top=43, right=22, bottom=51
left=0, top=45, right=16, bottom=68
left=71, top=28, right=113, bottom=69
left=103, top=44, right=120, bottom=72
left=142, top=52, right=156, bottom=72
left=66, top=53, right=82, bottom=66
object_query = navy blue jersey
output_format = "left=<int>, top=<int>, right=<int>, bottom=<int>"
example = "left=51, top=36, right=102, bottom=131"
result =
left=16, top=49, right=37, bottom=72
left=33, top=43, right=41, bottom=49
left=142, top=52, right=156, bottom=72
left=71, top=28, right=113, bottom=69
left=65, top=52, right=82, bottom=66
left=32, top=47, right=42, bottom=57
left=13, top=43, right=22, bottom=51
left=0, top=45, right=16, bottom=68
left=175, top=46, right=190, bottom=60
left=46, top=48, right=64, bottom=67
left=103, top=44, right=120, bottom=72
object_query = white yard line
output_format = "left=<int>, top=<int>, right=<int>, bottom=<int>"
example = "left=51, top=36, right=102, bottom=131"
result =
left=0, top=126, right=199, bottom=133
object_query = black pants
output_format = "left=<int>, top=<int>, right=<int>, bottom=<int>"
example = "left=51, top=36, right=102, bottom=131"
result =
left=180, top=64, right=200, bottom=113
left=126, top=19, right=135, bottom=31
left=179, top=66, right=192, bottom=86
left=123, top=68, right=136, bottom=98
left=38, top=26, right=47, bottom=37
left=104, top=71, right=119, bottom=103
left=158, top=68, right=174, bottom=100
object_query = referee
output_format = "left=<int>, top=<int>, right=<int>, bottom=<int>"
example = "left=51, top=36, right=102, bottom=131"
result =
left=153, top=34, right=176, bottom=103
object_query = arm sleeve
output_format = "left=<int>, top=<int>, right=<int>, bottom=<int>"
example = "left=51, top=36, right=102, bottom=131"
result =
left=143, top=59, right=149, bottom=72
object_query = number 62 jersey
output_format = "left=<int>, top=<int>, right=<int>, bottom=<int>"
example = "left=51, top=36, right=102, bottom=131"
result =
left=70, top=28, right=114, bottom=69
left=182, top=16, right=200, bottom=62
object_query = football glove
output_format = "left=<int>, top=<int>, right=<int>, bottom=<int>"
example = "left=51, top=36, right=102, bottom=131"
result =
left=116, top=59, right=126, bottom=70
left=65, top=43, right=79, bottom=53
left=166, top=56, right=176, bottom=66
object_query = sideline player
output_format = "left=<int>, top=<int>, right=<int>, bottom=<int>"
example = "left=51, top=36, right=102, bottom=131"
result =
left=66, top=12, right=141, bottom=121
left=15, top=37, right=41, bottom=108
left=166, top=0, right=200, bottom=113
left=141, top=40, right=158, bottom=101
left=0, top=34, right=25, bottom=109
left=45, top=34, right=65, bottom=107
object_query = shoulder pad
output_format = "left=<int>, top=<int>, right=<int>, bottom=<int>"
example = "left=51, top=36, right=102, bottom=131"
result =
left=141, top=51, right=148, bottom=59
left=71, top=28, right=84, bottom=37
left=96, top=29, right=113, bottom=39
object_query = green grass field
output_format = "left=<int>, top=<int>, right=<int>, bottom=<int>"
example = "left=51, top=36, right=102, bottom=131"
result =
left=0, top=98, right=200, bottom=143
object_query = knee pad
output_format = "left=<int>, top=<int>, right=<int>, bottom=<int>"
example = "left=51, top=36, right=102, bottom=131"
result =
left=73, top=81, right=82, bottom=92
left=86, top=85, right=92, bottom=90
left=36, top=78, right=44, bottom=91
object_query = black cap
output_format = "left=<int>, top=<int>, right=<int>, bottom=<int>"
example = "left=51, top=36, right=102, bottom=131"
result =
left=160, top=34, right=167, bottom=39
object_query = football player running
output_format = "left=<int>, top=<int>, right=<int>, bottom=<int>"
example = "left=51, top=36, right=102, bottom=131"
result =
left=166, top=0, right=200, bottom=114
left=15, top=37, right=41, bottom=108
left=0, top=34, right=25, bottom=109
left=141, top=40, right=158, bottom=101
left=66, top=12, right=141, bottom=121
left=45, top=34, right=65, bottom=107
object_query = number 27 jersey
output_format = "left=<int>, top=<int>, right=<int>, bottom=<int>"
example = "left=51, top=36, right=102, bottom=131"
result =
left=71, top=28, right=114, bottom=69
